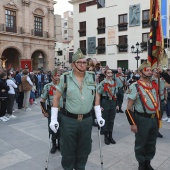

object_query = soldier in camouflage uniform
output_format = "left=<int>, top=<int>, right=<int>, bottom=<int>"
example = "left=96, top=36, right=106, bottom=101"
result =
left=96, top=69, right=118, bottom=145
left=40, top=69, right=62, bottom=154
left=115, top=67, right=126, bottom=113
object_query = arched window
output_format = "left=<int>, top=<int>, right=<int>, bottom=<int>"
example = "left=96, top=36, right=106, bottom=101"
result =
left=33, top=8, right=45, bottom=37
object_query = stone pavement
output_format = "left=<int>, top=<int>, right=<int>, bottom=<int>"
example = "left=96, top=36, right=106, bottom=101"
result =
left=0, top=95, right=170, bottom=170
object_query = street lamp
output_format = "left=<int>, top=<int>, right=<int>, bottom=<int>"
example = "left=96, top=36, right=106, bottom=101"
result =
left=131, top=42, right=143, bottom=69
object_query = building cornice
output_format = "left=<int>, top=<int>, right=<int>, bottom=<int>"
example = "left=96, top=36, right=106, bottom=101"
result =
left=69, top=0, right=88, bottom=4
left=0, top=32, right=55, bottom=42
left=3, top=1, right=19, bottom=11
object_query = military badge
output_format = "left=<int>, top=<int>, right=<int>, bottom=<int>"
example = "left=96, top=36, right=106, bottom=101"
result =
left=128, top=89, right=132, bottom=94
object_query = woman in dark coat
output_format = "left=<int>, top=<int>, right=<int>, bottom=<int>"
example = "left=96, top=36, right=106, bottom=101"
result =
left=0, top=72, right=10, bottom=122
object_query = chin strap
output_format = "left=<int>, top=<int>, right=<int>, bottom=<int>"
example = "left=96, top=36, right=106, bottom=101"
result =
left=141, top=71, right=152, bottom=79
left=74, top=63, right=86, bottom=73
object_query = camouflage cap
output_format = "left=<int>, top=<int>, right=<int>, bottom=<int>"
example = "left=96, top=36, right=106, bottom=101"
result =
left=72, top=48, right=85, bottom=62
left=138, top=61, right=151, bottom=71
left=51, top=68, right=59, bottom=77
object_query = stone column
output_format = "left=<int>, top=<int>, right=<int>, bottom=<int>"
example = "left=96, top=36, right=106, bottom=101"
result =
left=47, top=7, right=55, bottom=38
left=48, top=45, right=55, bottom=70
left=22, top=0, right=30, bottom=34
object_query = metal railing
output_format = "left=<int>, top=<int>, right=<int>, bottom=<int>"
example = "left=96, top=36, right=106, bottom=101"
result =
left=0, top=24, right=49, bottom=39
left=0, top=23, right=24, bottom=34
left=31, top=29, right=49, bottom=38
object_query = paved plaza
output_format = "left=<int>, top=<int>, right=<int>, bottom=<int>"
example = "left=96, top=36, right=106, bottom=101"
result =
left=0, top=95, right=170, bottom=170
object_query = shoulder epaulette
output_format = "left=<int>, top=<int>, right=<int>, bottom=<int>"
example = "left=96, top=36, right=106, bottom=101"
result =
left=63, top=72, right=70, bottom=75
left=88, top=71, right=95, bottom=74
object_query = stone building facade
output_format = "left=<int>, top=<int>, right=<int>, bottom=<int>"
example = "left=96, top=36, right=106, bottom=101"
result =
left=0, top=0, right=55, bottom=71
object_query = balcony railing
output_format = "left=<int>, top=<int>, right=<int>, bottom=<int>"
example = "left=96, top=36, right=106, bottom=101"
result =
left=117, top=44, right=128, bottom=52
left=31, top=29, right=49, bottom=38
left=96, top=46, right=106, bottom=54
left=78, top=29, right=86, bottom=37
left=97, top=26, right=105, bottom=34
left=118, top=23, right=128, bottom=31
left=0, top=24, right=24, bottom=34
left=142, top=19, right=150, bottom=28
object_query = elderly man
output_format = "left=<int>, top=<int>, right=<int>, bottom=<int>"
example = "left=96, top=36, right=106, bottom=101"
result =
left=50, top=49, right=105, bottom=170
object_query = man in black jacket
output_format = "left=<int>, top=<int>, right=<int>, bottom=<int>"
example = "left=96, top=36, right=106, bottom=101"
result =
left=0, top=72, right=10, bottom=122
left=157, top=68, right=170, bottom=84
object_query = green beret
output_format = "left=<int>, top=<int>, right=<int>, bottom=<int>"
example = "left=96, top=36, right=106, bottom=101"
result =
left=138, top=61, right=151, bottom=71
left=72, top=48, right=85, bottom=62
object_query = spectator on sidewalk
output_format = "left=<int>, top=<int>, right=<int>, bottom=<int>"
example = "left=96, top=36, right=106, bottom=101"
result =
left=163, top=87, right=170, bottom=123
left=0, top=72, right=10, bottom=122
left=37, top=71, right=44, bottom=97
left=29, top=83, right=37, bottom=105
left=15, top=69, right=24, bottom=109
left=6, top=72, right=17, bottom=119
left=21, top=70, right=33, bottom=111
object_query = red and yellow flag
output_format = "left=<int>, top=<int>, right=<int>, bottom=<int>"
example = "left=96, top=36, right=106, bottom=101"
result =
left=148, top=0, right=164, bottom=69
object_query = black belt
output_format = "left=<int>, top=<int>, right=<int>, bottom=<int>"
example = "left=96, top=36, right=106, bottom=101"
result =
left=102, top=96, right=113, bottom=100
left=135, top=111, right=156, bottom=118
left=118, top=87, right=123, bottom=89
left=63, top=110, right=91, bottom=121
left=101, top=96, right=115, bottom=101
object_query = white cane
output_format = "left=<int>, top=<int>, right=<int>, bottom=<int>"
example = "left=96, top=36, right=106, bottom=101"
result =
left=45, top=134, right=52, bottom=170
left=98, top=120, right=104, bottom=170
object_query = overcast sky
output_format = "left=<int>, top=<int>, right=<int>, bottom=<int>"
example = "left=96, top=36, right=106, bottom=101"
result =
left=54, top=0, right=73, bottom=16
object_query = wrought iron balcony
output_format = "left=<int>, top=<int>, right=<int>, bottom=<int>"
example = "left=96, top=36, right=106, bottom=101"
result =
left=0, top=24, right=24, bottom=34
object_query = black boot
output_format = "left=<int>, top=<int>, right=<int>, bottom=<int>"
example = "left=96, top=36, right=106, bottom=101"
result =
left=157, top=131, right=163, bottom=138
left=138, top=162, right=145, bottom=170
left=116, top=109, right=119, bottom=113
left=145, top=160, right=154, bottom=170
left=50, top=139, right=57, bottom=154
left=57, top=139, right=60, bottom=151
left=109, top=131, right=116, bottom=144
left=104, top=132, right=110, bottom=145
left=119, top=106, right=124, bottom=113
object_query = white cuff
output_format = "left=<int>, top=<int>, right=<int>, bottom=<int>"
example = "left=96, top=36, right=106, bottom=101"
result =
left=51, top=107, right=58, bottom=120
left=94, top=105, right=102, bottom=118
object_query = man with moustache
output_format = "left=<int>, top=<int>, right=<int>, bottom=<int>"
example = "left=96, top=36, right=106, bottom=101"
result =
left=95, top=69, right=118, bottom=145
left=125, top=61, right=161, bottom=170
left=40, top=68, right=61, bottom=154
left=50, top=49, right=105, bottom=170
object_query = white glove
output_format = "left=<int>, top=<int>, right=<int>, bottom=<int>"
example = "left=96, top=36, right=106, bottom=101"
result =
left=94, top=105, right=105, bottom=127
left=49, top=107, right=59, bottom=133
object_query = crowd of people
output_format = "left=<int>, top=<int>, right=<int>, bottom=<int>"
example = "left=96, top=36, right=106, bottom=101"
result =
left=1, top=59, right=170, bottom=124
left=0, top=68, right=53, bottom=121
